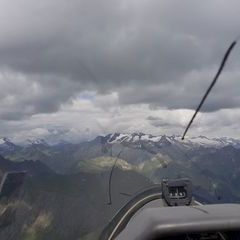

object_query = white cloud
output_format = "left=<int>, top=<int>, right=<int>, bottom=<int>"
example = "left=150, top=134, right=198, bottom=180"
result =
left=2, top=93, right=240, bottom=143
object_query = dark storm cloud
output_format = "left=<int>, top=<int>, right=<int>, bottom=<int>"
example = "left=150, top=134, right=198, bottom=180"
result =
left=0, top=0, right=240, bottom=120
left=0, top=72, right=82, bottom=120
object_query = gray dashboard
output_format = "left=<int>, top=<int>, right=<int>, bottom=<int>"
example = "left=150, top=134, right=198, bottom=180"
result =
left=116, top=204, right=240, bottom=240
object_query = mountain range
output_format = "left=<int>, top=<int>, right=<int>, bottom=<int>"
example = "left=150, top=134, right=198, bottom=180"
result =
left=2, top=133, right=240, bottom=149
left=0, top=132, right=240, bottom=239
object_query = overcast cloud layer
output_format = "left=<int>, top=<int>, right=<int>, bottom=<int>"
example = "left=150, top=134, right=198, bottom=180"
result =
left=0, top=0, right=240, bottom=141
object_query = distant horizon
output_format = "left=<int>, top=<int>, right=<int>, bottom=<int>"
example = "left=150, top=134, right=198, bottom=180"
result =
left=1, top=131, right=240, bottom=146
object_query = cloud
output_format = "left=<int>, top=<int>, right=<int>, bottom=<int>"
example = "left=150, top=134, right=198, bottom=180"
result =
left=2, top=94, right=239, bottom=143
left=0, top=71, right=83, bottom=120
left=0, top=0, right=240, bottom=138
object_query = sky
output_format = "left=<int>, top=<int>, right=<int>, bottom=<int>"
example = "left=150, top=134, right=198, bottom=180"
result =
left=0, top=0, right=240, bottom=143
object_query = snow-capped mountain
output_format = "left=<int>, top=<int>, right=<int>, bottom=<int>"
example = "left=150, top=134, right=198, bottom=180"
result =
left=105, top=133, right=240, bottom=149
left=26, top=138, right=48, bottom=146
left=0, top=137, right=18, bottom=151
left=15, top=137, right=69, bottom=147
left=1, top=132, right=240, bottom=151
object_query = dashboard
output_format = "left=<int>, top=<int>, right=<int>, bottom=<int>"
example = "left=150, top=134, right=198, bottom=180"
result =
left=100, top=179, right=240, bottom=240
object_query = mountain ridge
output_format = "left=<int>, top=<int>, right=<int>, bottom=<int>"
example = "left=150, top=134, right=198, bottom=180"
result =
left=2, top=132, right=240, bottom=149
left=102, top=133, right=240, bottom=149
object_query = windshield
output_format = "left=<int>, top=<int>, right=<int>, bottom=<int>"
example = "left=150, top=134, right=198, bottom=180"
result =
left=0, top=0, right=240, bottom=239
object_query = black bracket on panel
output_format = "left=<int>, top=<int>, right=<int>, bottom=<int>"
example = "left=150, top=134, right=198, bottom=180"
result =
left=162, top=178, right=192, bottom=206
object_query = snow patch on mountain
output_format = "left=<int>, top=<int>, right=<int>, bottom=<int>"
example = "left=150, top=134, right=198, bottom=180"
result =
left=0, top=138, right=6, bottom=145
left=141, top=135, right=162, bottom=142
left=0, top=137, right=18, bottom=151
